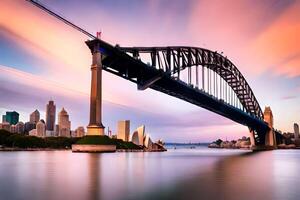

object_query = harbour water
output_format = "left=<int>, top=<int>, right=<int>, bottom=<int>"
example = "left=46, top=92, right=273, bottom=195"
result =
left=0, top=145, right=300, bottom=200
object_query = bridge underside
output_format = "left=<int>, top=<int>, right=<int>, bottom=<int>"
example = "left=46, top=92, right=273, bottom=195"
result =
left=86, top=39, right=270, bottom=146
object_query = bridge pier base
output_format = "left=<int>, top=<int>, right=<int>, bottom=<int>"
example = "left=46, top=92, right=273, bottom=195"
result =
left=249, top=107, right=277, bottom=150
left=87, top=45, right=105, bottom=136
left=249, top=130, right=256, bottom=148
left=264, top=106, right=276, bottom=149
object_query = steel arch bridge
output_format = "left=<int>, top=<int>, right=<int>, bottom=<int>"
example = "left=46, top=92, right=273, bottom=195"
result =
left=27, top=0, right=281, bottom=148
left=86, top=40, right=271, bottom=146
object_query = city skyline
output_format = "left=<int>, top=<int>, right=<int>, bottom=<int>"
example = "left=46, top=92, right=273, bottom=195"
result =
left=0, top=0, right=300, bottom=142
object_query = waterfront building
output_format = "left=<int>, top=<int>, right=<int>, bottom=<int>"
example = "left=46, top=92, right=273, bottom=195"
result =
left=54, top=124, right=59, bottom=137
left=36, top=120, right=46, bottom=137
left=30, top=109, right=40, bottom=124
left=75, top=126, right=85, bottom=137
left=5, top=111, right=19, bottom=125
left=24, top=122, right=36, bottom=133
left=131, top=125, right=145, bottom=146
left=294, top=123, right=299, bottom=140
left=29, top=129, right=37, bottom=136
left=0, top=122, right=11, bottom=132
left=16, top=122, right=25, bottom=134
left=46, top=130, right=55, bottom=137
left=46, top=100, right=56, bottom=131
left=117, top=120, right=130, bottom=142
left=58, top=108, right=71, bottom=137
left=10, top=125, right=16, bottom=133
left=71, top=130, right=76, bottom=137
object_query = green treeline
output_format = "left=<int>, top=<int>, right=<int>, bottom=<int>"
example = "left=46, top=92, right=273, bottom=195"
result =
left=0, top=130, right=79, bottom=149
left=0, top=130, right=142, bottom=150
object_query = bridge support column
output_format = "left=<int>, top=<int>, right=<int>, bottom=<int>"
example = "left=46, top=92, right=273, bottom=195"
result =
left=87, top=46, right=105, bottom=136
left=264, top=106, right=276, bottom=148
left=249, top=130, right=256, bottom=148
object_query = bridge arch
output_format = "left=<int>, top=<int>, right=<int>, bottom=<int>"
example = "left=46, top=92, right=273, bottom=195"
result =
left=121, top=47, right=263, bottom=120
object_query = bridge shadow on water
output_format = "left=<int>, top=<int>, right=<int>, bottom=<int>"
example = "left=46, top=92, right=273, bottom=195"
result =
left=129, top=150, right=275, bottom=200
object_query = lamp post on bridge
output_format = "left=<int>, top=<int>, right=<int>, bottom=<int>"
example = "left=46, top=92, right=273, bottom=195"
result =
left=86, top=42, right=105, bottom=135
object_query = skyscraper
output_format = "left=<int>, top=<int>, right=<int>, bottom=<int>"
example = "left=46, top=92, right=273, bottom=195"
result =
left=117, top=120, right=130, bottom=142
left=5, top=111, right=19, bottom=125
left=58, top=108, right=71, bottom=137
left=46, top=100, right=56, bottom=131
left=30, top=109, right=40, bottom=124
left=294, top=123, right=299, bottom=140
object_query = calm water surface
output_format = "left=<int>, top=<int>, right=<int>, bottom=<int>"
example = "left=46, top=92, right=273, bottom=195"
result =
left=0, top=146, right=299, bottom=200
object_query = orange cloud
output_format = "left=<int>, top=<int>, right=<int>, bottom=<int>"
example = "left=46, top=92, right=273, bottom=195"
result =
left=249, top=2, right=300, bottom=77
left=0, top=0, right=91, bottom=91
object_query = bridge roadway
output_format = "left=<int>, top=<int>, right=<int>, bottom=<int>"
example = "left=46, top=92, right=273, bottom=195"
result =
left=86, top=39, right=270, bottom=145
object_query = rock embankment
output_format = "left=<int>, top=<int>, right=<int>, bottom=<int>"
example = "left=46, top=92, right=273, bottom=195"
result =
left=208, top=136, right=251, bottom=149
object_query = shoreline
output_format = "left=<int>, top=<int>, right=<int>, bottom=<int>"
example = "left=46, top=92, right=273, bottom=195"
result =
left=208, top=145, right=300, bottom=150
left=0, top=147, right=167, bottom=152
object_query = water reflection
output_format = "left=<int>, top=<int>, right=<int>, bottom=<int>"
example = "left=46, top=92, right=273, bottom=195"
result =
left=0, top=149, right=300, bottom=200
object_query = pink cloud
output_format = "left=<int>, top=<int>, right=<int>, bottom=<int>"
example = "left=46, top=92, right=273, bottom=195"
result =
left=248, top=2, right=300, bottom=77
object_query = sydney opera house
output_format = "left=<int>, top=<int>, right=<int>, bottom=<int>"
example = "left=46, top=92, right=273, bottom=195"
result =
left=117, top=121, right=165, bottom=151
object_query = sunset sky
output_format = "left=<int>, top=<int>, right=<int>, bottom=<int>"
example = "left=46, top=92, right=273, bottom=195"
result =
left=0, top=0, right=299, bottom=142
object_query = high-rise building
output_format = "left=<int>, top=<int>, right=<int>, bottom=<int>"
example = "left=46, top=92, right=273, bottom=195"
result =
left=5, top=111, right=19, bottom=125
left=16, top=122, right=25, bottom=134
left=294, top=123, right=299, bottom=140
left=46, top=100, right=56, bottom=131
left=30, top=109, right=40, bottom=124
left=58, top=108, right=71, bottom=137
left=36, top=120, right=46, bottom=137
left=117, top=120, right=130, bottom=142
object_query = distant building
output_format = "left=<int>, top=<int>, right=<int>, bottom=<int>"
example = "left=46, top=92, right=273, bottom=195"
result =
left=10, top=125, right=16, bottom=133
left=5, top=111, right=19, bottom=125
left=30, top=109, right=40, bottom=124
left=0, top=122, right=11, bottom=132
left=75, top=126, right=85, bottom=137
left=54, top=124, right=60, bottom=137
left=46, top=100, right=56, bottom=131
left=71, top=130, right=76, bottom=137
left=117, top=120, right=130, bottom=142
left=36, top=120, right=46, bottom=137
left=294, top=123, right=299, bottom=140
left=29, top=129, right=37, bottom=137
left=45, top=130, right=55, bottom=137
left=58, top=108, right=71, bottom=137
left=2, top=115, right=6, bottom=123
left=131, top=125, right=145, bottom=146
left=24, top=122, right=36, bottom=133
left=16, top=122, right=25, bottom=134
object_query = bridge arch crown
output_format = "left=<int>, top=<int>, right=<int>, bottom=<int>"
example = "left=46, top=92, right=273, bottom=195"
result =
left=121, top=46, right=263, bottom=120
